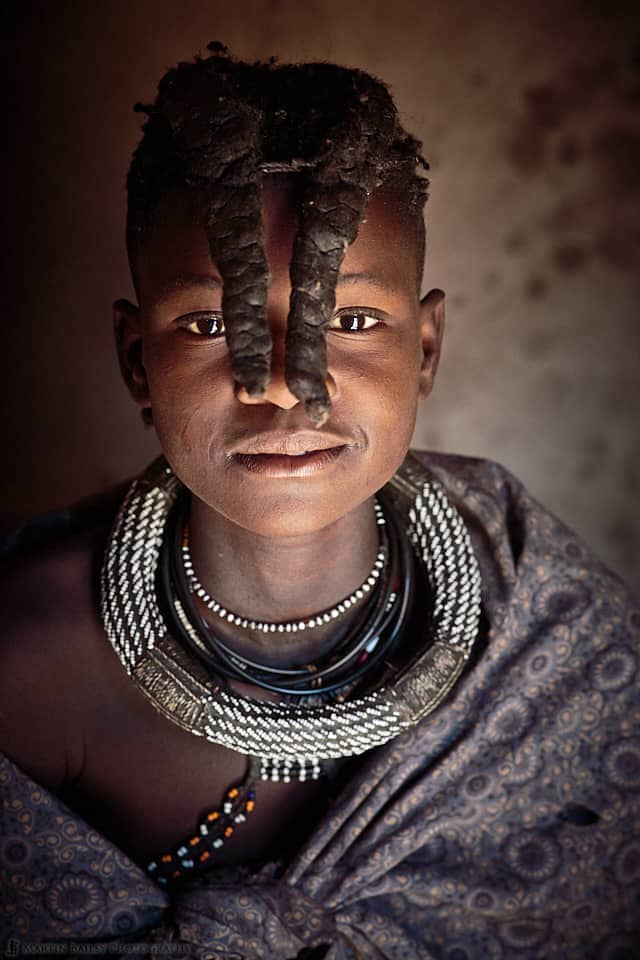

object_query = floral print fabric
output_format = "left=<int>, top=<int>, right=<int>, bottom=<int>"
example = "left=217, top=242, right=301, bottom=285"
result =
left=1, top=452, right=639, bottom=958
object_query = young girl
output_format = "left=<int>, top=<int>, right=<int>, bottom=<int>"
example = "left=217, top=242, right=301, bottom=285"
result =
left=1, top=44, right=638, bottom=960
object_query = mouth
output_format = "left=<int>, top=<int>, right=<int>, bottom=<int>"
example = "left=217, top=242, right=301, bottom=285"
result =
left=230, top=431, right=354, bottom=477
left=232, top=446, right=349, bottom=477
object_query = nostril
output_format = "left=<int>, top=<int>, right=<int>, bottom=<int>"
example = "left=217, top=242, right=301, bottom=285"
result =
left=235, top=372, right=300, bottom=410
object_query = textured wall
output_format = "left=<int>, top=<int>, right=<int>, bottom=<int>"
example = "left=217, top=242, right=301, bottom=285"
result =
left=2, top=0, right=639, bottom=593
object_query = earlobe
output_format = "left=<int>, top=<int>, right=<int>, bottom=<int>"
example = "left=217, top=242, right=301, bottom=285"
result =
left=113, top=298, right=149, bottom=407
left=418, top=288, right=445, bottom=398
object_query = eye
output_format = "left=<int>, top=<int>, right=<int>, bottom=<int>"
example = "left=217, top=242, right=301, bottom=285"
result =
left=179, top=312, right=226, bottom=337
left=329, top=310, right=383, bottom=333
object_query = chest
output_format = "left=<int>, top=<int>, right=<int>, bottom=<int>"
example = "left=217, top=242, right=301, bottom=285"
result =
left=67, top=658, right=344, bottom=873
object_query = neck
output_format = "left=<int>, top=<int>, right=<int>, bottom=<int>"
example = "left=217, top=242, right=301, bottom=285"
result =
left=187, top=495, right=380, bottom=665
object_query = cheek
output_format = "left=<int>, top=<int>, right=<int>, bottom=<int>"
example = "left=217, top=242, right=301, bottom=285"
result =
left=372, top=340, right=423, bottom=452
left=142, top=339, right=234, bottom=456
left=336, top=332, right=422, bottom=416
left=375, top=372, right=420, bottom=459
left=336, top=342, right=421, bottom=476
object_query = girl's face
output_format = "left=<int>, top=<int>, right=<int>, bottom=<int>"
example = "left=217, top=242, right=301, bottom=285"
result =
left=117, top=178, right=441, bottom=538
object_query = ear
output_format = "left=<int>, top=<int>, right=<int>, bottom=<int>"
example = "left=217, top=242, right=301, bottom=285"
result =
left=113, top=298, right=149, bottom=407
left=418, top=288, right=445, bottom=398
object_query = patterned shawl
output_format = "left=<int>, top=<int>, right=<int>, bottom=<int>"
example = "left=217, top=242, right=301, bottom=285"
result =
left=1, top=452, right=639, bottom=959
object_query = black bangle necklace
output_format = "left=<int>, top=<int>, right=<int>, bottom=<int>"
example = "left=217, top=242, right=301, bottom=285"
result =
left=157, top=490, right=416, bottom=702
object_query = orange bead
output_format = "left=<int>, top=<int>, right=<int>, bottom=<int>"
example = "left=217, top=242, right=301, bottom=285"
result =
left=161, top=854, right=172, bottom=863
left=228, top=788, right=239, bottom=798
left=199, top=851, right=211, bottom=862
left=224, top=826, right=234, bottom=837
left=189, top=836, right=200, bottom=846
left=246, top=800, right=255, bottom=812
left=207, top=811, right=220, bottom=821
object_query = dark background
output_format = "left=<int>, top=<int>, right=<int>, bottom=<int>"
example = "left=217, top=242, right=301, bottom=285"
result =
left=2, top=0, right=639, bottom=592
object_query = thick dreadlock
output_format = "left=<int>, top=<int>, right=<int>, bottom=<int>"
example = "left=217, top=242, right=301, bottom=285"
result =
left=127, top=42, right=429, bottom=425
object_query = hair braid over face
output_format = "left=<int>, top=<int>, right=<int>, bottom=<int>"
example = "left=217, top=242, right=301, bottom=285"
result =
left=127, top=44, right=429, bottom=424
left=286, top=69, right=403, bottom=423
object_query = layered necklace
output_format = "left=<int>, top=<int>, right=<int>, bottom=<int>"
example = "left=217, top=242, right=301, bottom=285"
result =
left=161, top=488, right=413, bottom=706
left=181, top=496, right=389, bottom=636
left=100, top=455, right=482, bottom=884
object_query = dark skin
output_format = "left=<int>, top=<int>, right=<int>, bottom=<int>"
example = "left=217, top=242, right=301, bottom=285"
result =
left=0, top=177, right=443, bottom=867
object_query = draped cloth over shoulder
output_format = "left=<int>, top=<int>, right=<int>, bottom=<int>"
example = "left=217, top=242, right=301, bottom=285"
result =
left=1, top=452, right=639, bottom=959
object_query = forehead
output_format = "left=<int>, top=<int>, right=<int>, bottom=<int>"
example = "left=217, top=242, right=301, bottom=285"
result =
left=136, top=176, right=421, bottom=302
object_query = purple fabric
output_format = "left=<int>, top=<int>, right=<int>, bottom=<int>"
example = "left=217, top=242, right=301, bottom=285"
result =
left=1, top=453, right=639, bottom=958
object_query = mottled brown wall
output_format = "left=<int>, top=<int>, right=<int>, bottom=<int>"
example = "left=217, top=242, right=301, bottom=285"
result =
left=2, top=0, right=639, bottom=593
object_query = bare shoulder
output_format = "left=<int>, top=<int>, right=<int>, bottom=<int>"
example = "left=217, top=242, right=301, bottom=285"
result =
left=0, top=509, right=118, bottom=791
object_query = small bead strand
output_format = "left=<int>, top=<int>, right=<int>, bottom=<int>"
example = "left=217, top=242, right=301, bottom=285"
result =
left=147, top=780, right=256, bottom=884
left=182, top=500, right=386, bottom=634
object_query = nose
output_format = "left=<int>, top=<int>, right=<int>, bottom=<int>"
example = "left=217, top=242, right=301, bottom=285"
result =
left=235, top=326, right=336, bottom=410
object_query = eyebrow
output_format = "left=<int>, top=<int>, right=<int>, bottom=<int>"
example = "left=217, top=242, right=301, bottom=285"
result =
left=155, top=272, right=222, bottom=302
left=337, top=271, right=396, bottom=293
left=156, top=270, right=394, bottom=301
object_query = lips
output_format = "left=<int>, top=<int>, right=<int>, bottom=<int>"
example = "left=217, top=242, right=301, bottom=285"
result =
left=229, top=430, right=355, bottom=477
left=231, top=430, right=353, bottom=457
left=233, top=447, right=348, bottom=477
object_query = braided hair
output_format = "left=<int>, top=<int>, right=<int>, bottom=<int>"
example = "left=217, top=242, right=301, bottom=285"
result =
left=127, top=42, right=429, bottom=425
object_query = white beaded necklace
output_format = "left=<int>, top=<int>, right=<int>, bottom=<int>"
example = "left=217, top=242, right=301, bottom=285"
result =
left=181, top=499, right=387, bottom=634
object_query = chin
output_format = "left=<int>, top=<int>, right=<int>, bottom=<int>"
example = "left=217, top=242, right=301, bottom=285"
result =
left=224, top=493, right=347, bottom=539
